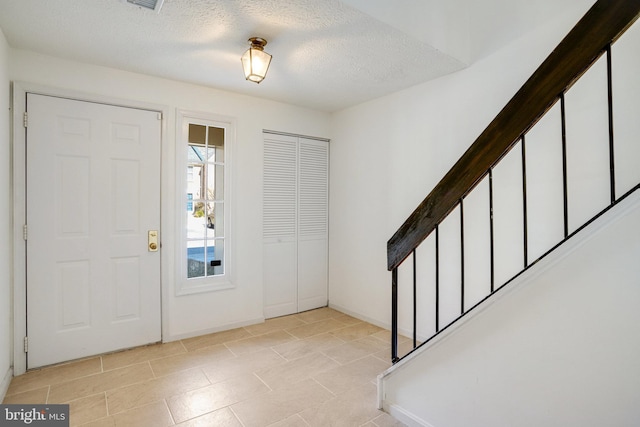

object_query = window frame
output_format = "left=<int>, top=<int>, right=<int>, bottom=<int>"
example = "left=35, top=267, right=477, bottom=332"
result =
left=176, top=110, right=235, bottom=295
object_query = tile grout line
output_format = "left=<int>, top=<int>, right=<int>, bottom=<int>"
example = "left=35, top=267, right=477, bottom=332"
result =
left=294, top=413, right=313, bottom=427
left=309, top=376, right=337, bottom=398
left=267, top=346, right=288, bottom=363
left=147, top=361, right=156, bottom=379
left=223, top=342, right=242, bottom=358
left=148, top=360, right=160, bottom=379
left=104, top=391, right=110, bottom=417
left=163, top=398, right=176, bottom=426
left=228, top=406, right=247, bottom=427
left=198, top=367, right=213, bottom=387
left=251, top=371, right=274, bottom=393
left=321, top=352, right=345, bottom=366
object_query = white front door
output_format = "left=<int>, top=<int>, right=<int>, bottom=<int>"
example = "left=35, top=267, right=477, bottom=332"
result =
left=26, top=94, right=162, bottom=368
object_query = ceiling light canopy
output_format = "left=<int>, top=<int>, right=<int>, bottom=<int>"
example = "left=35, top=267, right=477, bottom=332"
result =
left=241, top=37, right=272, bottom=84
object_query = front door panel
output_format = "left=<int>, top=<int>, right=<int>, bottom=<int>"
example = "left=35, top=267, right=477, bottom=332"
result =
left=26, top=94, right=161, bottom=368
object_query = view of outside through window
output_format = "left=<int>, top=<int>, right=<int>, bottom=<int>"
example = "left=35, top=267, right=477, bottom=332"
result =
left=186, top=123, right=225, bottom=278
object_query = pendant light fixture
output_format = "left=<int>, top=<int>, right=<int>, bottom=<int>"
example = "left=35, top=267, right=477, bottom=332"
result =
left=241, top=37, right=272, bottom=84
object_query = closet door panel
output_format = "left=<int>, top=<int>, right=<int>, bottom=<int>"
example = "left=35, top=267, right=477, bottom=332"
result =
left=263, top=135, right=298, bottom=318
left=297, top=138, right=329, bottom=312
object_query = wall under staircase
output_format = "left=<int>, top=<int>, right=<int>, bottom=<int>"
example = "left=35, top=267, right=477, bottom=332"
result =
left=380, top=189, right=640, bottom=426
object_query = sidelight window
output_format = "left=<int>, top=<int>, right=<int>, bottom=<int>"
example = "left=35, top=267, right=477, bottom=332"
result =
left=177, top=111, right=234, bottom=294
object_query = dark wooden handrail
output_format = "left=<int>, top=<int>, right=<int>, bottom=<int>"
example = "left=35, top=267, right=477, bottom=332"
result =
left=387, top=0, right=640, bottom=271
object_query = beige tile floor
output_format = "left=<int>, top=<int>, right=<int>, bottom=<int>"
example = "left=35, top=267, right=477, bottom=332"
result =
left=3, top=307, right=409, bottom=427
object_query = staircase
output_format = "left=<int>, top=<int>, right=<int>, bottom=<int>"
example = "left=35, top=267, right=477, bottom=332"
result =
left=379, top=1, right=640, bottom=425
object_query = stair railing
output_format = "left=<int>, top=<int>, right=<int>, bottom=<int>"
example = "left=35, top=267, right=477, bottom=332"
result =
left=388, top=0, right=640, bottom=363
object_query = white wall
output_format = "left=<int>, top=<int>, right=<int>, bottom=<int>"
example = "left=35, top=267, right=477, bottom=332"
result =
left=381, top=192, right=640, bottom=427
left=0, top=27, right=12, bottom=399
left=8, top=49, right=331, bottom=343
left=328, top=2, right=595, bottom=330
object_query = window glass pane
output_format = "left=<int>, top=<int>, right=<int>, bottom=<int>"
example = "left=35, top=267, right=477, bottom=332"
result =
left=206, top=146, right=216, bottom=162
left=214, top=201, right=224, bottom=232
left=187, top=241, right=206, bottom=279
left=189, top=145, right=207, bottom=162
left=208, top=239, right=224, bottom=276
left=206, top=202, right=215, bottom=232
left=206, top=202, right=223, bottom=240
left=208, top=144, right=224, bottom=163
left=186, top=192, right=193, bottom=212
left=215, top=143, right=225, bottom=160
left=208, top=126, right=225, bottom=150
left=187, top=163, right=205, bottom=200
left=187, top=204, right=206, bottom=240
left=207, top=164, right=224, bottom=200
left=188, top=124, right=206, bottom=145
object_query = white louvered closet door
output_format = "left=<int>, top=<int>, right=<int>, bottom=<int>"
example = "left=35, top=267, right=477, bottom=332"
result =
left=263, top=133, right=329, bottom=318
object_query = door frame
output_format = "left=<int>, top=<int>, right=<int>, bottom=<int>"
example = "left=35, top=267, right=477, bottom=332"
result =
left=11, top=82, right=171, bottom=375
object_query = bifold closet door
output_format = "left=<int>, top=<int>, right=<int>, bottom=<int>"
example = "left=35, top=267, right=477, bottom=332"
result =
left=263, top=133, right=329, bottom=318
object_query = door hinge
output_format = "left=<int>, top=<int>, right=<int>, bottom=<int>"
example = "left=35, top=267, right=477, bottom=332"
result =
left=23, top=111, right=28, bottom=128
left=24, top=336, right=28, bottom=353
left=157, top=112, right=162, bottom=120
left=23, top=224, right=28, bottom=241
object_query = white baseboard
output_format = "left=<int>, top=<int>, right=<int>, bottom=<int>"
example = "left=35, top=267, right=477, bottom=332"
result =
left=328, top=303, right=430, bottom=342
left=385, top=403, right=434, bottom=427
left=0, top=366, right=13, bottom=402
left=328, top=303, right=390, bottom=330
left=162, top=316, right=265, bottom=342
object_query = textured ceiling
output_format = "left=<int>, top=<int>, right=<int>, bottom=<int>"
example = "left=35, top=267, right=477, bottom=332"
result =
left=0, top=0, right=593, bottom=112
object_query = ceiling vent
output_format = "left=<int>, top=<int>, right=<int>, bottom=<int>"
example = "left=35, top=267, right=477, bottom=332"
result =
left=125, top=0, right=165, bottom=13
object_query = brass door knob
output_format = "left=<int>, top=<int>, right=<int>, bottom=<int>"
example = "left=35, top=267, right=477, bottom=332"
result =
left=148, top=230, right=159, bottom=252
